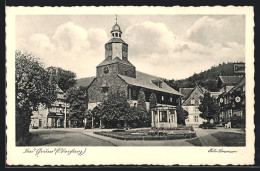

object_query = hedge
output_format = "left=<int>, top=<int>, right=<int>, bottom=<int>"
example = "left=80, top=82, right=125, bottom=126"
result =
left=94, top=131, right=196, bottom=140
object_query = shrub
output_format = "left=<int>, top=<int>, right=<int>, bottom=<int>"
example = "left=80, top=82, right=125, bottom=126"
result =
left=231, top=116, right=245, bottom=128
left=199, top=122, right=216, bottom=129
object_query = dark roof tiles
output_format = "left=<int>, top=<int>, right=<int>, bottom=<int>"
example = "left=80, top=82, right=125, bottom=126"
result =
left=219, top=76, right=242, bottom=86
left=97, top=57, right=134, bottom=67
left=77, top=76, right=96, bottom=88
left=179, top=88, right=194, bottom=99
left=105, top=38, right=127, bottom=44
left=118, top=71, right=182, bottom=96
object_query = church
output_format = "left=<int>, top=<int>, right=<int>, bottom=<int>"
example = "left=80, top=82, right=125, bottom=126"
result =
left=79, top=21, right=183, bottom=128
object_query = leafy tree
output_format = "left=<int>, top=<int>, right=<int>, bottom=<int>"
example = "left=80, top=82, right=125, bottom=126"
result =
left=66, top=86, right=88, bottom=127
left=176, top=106, right=188, bottom=125
left=149, top=93, right=157, bottom=127
left=198, top=92, right=220, bottom=123
left=99, top=90, right=132, bottom=128
left=47, top=66, right=77, bottom=93
left=164, top=62, right=243, bottom=92
left=15, top=50, right=56, bottom=145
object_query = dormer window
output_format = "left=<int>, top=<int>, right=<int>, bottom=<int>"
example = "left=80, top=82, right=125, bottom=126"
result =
left=151, top=79, right=163, bottom=88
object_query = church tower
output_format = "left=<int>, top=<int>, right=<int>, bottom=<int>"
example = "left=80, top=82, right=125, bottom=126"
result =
left=105, top=20, right=128, bottom=61
left=97, top=18, right=136, bottom=78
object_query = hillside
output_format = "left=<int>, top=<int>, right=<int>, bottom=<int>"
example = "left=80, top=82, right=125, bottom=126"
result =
left=164, top=62, right=244, bottom=92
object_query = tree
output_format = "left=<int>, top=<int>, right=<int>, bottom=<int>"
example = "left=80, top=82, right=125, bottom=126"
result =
left=99, top=90, right=132, bottom=128
left=198, top=92, right=220, bottom=123
left=176, top=106, right=188, bottom=125
left=66, top=86, right=88, bottom=127
left=137, top=89, right=147, bottom=111
left=137, top=89, right=150, bottom=127
left=47, top=66, right=77, bottom=93
left=149, top=93, right=157, bottom=127
left=15, top=50, right=56, bottom=145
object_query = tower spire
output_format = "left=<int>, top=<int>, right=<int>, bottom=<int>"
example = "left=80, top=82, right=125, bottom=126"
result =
left=115, top=14, right=118, bottom=24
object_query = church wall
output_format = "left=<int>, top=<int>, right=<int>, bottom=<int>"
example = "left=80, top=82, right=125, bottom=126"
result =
left=97, top=63, right=118, bottom=78
left=118, top=63, right=136, bottom=77
left=88, top=75, right=128, bottom=103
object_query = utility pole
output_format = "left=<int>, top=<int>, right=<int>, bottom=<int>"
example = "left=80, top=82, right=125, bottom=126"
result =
left=64, top=103, right=67, bottom=128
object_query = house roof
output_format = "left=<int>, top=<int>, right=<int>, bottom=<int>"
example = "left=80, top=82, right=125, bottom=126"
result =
left=118, top=71, right=183, bottom=96
left=179, top=88, right=194, bottom=99
left=219, top=76, right=242, bottom=86
left=77, top=76, right=96, bottom=88
left=226, top=76, right=245, bottom=95
left=55, top=84, right=64, bottom=93
left=180, top=86, right=207, bottom=105
left=97, top=57, right=134, bottom=67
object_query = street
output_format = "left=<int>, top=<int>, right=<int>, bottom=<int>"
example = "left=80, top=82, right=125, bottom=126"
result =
left=28, top=128, right=114, bottom=146
left=28, top=127, right=245, bottom=146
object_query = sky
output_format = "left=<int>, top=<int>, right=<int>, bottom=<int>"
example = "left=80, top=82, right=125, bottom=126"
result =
left=16, top=15, right=245, bottom=80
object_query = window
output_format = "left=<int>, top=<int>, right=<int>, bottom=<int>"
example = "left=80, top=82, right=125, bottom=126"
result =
left=242, top=85, right=245, bottom=92
left=124, top=71, right=128, bottom=75
left=115, top=33, right=118, bottom=37
left=161, top=96, right=164, bottom=101
left=159, top=111, right=167, bottom=122
left=194, top=115, right=199, bottom=122
left=101, top=87, right=108, bottom=93
left=191, top=99, right=195, bottom=104
left=119, top=33, right=121, bottom=38
left=133, top=90, right=137, bottom=97
left=170, top=97, right=173, bottom=102
left=195, top=106, right=199, bottom=112
left=112, top=33, right=114, bottom=37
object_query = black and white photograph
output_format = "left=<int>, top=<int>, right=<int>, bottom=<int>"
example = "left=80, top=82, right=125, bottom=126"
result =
left=6, top=6, right=255, bottom=165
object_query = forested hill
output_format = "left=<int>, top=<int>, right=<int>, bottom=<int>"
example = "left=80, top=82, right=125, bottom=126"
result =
left=164, top=62, right=243, bottom=92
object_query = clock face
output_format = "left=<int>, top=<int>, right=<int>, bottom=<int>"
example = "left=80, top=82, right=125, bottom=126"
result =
left=219, top=98, right=224, bottom=103
left=103, top=67, right=109, bottom=74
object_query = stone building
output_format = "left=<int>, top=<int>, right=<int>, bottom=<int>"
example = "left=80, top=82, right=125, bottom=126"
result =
left=79, top=21, right=183, bottom=128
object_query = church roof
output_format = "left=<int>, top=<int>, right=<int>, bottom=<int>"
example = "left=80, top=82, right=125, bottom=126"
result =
left=77, top=76, right=96, bottom=88
left=97, top=57, right=134, bottom=67
left=111, top=23, right=121, bottom=32
left=118, top=71, right=183, bottom=96
left=105, top=38, right=127, bottom=45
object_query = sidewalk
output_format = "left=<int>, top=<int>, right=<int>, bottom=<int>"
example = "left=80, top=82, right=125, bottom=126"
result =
left=81, top=130, right=194, bottom=146
left=193, top=127, right=224, bottom=146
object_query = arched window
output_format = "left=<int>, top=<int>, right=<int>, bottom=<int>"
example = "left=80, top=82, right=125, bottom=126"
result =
left=115, top=33, right=118, bottom=37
